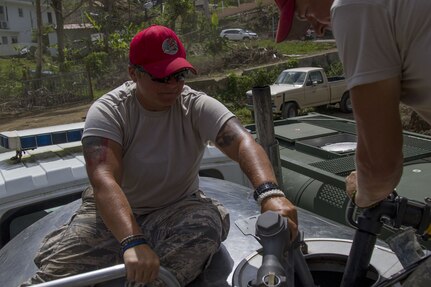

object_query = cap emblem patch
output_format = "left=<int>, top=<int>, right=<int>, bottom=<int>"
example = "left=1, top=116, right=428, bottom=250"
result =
left=162, top=38, right=179, bottom=55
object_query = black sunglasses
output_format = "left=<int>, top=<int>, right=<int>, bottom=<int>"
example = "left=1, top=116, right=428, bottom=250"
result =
left=134, top=65, right=189, bottom=84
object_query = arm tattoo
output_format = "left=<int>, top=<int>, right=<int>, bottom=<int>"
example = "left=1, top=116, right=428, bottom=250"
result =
left=82, top=137, right=109, bottom=167
left=215, top=121, right=238, bottom=148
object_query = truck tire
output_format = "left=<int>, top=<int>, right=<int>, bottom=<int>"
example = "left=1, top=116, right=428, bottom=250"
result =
left=340, top=92, right=352, bottom=113
left=282, top=102, right=298, bottom=118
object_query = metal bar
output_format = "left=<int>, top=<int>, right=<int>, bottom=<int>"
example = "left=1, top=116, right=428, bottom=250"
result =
left=252, top=86, right=284, bottom=189
left=293, top=249, right=316, bottom=286
left=340, top=230, right=377, bottom=287
left=32, top=264, right=180, bottom=287
left=280, top=155, right=346, bottom=189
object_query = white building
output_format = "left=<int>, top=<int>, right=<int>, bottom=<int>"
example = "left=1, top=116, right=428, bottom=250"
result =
left=0, top=0, right=57, bottom=56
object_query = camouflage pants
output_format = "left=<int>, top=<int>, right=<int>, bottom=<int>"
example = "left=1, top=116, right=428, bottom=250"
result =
left=20, top=186, right=230, bottom=287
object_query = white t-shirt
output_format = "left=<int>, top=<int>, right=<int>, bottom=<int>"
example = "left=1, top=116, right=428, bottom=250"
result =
left=82, top=82, right=234, bottom=214
left=331, top=0, right=431, bottom=122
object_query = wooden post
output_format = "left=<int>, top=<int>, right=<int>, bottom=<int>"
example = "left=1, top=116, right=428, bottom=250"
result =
left=252, top=86, right=284, bottom=190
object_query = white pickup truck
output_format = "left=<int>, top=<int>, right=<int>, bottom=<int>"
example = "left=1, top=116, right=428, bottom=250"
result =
left=246, top=67, right=351, bottom=118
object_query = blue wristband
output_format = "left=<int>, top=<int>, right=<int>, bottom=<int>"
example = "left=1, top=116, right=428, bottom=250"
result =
left=121, top=238, right=148, bottom=255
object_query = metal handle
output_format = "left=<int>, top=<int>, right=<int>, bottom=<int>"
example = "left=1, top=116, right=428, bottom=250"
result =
left=252, top=211, right=315, bottom=287
left=32, top=264, right=180, bottom=287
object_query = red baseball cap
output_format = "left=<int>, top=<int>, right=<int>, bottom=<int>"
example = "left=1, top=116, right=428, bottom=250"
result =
left=274, top=0, right=295, bottom=43
left=129, top=25, right=196, bottom=78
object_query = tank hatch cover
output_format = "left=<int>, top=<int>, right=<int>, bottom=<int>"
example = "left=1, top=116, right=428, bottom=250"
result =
left=275, top=123, right=337, bottom=142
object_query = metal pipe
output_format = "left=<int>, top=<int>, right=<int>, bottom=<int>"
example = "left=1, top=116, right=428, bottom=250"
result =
left=252, top=86, right=284, bottom=190
left=293, top=248, right=316, bottom=286
left=340, top=230, right=377, bottom=287
left=342, top=202, right=394, bottom=287
left=32, top=264, right=180, bottom=287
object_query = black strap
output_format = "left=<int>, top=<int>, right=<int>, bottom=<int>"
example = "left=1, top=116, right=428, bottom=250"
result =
left=253, top=182, right=280, bottom=201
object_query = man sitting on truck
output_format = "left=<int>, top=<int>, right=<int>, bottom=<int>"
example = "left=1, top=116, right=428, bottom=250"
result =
left=20, top=25, right=298, bottom=287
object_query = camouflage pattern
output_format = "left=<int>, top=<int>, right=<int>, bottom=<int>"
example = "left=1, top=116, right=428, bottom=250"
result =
left=20, top=186, right=230, bottom=287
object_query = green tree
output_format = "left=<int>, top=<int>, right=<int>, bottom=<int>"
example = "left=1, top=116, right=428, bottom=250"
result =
left=203, top=12, right=225, bottom=62
left=164, top=0, right=195, bottom=31
left=51, top=0, right=88, bottom=72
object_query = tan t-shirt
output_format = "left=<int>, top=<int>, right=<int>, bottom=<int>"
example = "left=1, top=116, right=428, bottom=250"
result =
left=82, top=82, right=234, bottom=214
left=332, top=0, right=431, bottom=122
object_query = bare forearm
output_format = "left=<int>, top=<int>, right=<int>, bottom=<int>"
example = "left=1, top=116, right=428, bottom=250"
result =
left=215, top=118, right=277, bottom=187
left=215, top=118, right=298, bottom=239
left=351, top=77, right=403, bottom=201
left=237, top=138, right=278, bottom=187
left=92, top=178, right=142, bottom=242
left=355, top=138, right=403, bottom=200
left=83, top=136, right=141, bottom=242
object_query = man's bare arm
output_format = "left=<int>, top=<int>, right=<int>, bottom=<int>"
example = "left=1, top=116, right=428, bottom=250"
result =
left=215, top=117, right=277, bottom=187
left=82, top=136, right=141, bottom=240
left=215, top=118, right=298, bottom=238
left=348, top=77, right=404, bottom=207
left=82, top=136, right=160, bottom=283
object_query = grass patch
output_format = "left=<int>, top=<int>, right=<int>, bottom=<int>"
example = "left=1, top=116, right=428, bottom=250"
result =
left=255, top=39, right=336, bottom=55
left=235, top=107, right=254, bottom=125
left=0, top=58, right=32, bottom=78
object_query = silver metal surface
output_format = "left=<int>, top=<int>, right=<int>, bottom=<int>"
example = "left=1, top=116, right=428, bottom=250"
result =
left=0, top=177, right=397, bottom=287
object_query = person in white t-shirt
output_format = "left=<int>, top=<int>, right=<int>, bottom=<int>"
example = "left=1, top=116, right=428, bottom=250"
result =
left=274, top=0, right=431, bottom=208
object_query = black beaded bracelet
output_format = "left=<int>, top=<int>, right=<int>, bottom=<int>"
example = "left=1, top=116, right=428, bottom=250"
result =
left=253, top=182, right=280, bottom=201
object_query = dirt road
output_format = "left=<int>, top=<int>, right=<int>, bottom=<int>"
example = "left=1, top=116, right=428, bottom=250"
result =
left=0, top=102, right=92, bottom=132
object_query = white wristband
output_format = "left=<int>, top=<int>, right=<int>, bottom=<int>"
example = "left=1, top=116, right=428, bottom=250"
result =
left=257, top=189, right=285, bottom=205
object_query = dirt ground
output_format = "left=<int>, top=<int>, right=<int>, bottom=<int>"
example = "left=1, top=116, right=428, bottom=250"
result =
left=0, top=102, right=92, bottom=132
